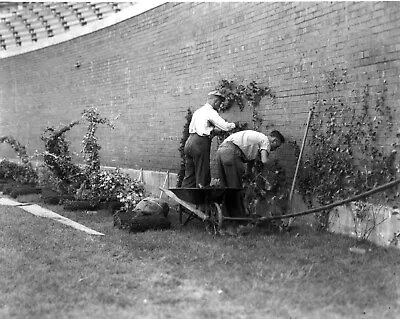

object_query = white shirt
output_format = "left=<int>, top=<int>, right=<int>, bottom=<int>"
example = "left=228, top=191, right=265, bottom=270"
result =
left=224, top=130, right=271, bottom=161
left=189, top=103, right=235, bottom=136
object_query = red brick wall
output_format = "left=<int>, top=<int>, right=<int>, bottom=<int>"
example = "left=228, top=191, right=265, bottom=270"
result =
left=0, top=2, right=399, bottom=179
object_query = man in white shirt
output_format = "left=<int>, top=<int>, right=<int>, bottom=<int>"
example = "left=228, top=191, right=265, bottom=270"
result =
left=216, top=130, right=285, bottom=189
left=182, top=91, right=236, bottom=188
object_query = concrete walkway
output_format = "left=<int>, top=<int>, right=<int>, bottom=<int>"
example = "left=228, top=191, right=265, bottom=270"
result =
left=0, top=197, right=104, bottom=236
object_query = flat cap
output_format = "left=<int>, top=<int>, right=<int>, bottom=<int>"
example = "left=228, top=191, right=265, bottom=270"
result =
left=207, top=90, right=225, bottom=100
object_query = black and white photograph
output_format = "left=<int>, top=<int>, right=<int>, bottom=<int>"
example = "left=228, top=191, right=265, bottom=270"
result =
left=0, top=1, right=399, bottom=318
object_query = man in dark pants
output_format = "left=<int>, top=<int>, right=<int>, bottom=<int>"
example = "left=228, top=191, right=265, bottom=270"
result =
left=216, top=129, right=285, bottom=220
left=182, top=91, right=236, bottom=188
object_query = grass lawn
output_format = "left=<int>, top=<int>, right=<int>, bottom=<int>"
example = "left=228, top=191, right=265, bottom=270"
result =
left=0, top=194, right=399, bottom=319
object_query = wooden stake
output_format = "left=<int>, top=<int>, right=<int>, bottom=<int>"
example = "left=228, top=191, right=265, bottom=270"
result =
left=288, top=108, right=313, bottom=226
left=159, top=171, right=169, bottom=198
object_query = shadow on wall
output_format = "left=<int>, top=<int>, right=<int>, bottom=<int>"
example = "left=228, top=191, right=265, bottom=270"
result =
left=269, top=140, right=300, bottom=182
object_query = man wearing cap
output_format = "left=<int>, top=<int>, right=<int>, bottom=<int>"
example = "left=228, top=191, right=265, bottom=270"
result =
left=216, top=129, right=285, bottom=189
left=182, top=91, right=236, bottom=188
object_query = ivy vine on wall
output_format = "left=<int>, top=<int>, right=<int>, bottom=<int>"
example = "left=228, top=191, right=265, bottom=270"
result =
left=176, top=79, right=289, bottom=220
left=298, top=71, right=400, bottom=230
left=176, top=108, right=192, bottom=187
left=177, top=79, right=276, bottom=188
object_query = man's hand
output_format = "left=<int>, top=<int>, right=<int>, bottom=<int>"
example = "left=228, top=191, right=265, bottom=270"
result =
left=228, top=122, right=236, bottom=130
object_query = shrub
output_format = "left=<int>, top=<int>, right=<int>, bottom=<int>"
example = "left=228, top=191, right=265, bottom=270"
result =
left=76, top=168, right=145, bottom=211
left=0, top=160, right=37, bottom=185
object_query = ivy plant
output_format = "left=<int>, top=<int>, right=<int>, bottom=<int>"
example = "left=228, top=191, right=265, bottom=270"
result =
left=298, top=72, right=400, bottom=230
left=177, top=79, right=289, bottom=222
left=176, top=108, right=192, bottom=187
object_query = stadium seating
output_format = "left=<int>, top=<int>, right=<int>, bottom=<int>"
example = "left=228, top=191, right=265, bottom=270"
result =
left=0, top=2, right=138, bottom=51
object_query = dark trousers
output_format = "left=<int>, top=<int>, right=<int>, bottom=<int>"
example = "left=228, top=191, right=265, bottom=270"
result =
left=182, top=134, right=211, bottom=188
left=216, top=142, right=247, bottom=217
left=216, top=141, right=245, bottom=188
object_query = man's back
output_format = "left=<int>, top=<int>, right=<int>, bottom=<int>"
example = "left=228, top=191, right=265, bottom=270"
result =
left=223, top=130, right=271, bottom=161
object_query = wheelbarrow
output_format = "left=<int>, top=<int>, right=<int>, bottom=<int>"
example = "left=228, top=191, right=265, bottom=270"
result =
left=161, top=178, right=400, bottom=234
left=159, top=187, right=245, bottom=234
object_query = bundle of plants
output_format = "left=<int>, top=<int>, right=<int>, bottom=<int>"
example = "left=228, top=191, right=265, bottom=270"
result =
left=0, top=160, right=38, bottom=186
left=1, top=181, right=40, bottom=197
left=113, top=197, right=170, bottom=232
left=1, top=181, right=19, bottom=195
left=63, top=199, right=101, bottom=211
left=0, top=178, right=11, bottom=187
left=40, top=187, right=75, bottom=205
left=127, top=215, right=171, bottom=232
left=78, top=168, right=145, bottom=213
left=109, top=200, right=124, bottom=212
left=9, top=184, right=42, bottom=199
left=134, top=197, right=169, bottom=217
left=113, top=209, right=171, bottom=232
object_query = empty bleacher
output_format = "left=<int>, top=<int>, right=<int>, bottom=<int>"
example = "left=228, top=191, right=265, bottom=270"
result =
left=0, top=2, right=138, bottom=51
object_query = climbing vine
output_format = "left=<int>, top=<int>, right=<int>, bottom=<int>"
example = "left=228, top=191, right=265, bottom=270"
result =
left=41, top=120, right=82, bottom=188
left=214, top=79, right=289, bottom=219
left=81, top=107, right=115, bottom=177
left=215, top=79, right=275, bottom=131
left=177, top=79, right=289, bottom=222
left=298, top=71, right=400, bottom=230
left=176, top=108, right=192, bottom=187
left=0, top=136, right=30, bottom=165
left=39, top=107, right=144, bottom=209
left=177, top=79, right=276, bottom=177
left=40, top=107, right=115, bottom=194
left=212, top=79, right=276, bottom=146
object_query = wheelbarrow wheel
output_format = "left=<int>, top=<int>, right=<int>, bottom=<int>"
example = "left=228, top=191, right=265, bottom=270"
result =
left=205, top=202, right=223, bottom=235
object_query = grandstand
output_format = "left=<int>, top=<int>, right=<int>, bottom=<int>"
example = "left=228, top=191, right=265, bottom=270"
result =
left=0, top=2, right=138, bottom=53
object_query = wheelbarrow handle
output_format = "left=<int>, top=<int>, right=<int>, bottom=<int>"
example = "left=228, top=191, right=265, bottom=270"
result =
left=159, top=187, right=208, bottom=221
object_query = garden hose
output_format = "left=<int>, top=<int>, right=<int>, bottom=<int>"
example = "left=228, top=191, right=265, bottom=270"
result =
left=224, top=178, right=400, bottom=223
left=261, top=178, right=400, bottom=222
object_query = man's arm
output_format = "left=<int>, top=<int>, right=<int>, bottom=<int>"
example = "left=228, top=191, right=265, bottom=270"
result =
left=209, top=110, right=236, bottom=132
left=260, top=149, right=269, bottom=165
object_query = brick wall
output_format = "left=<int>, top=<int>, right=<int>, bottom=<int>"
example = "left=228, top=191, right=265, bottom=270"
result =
left=0, top=2, right=399, bottom=180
